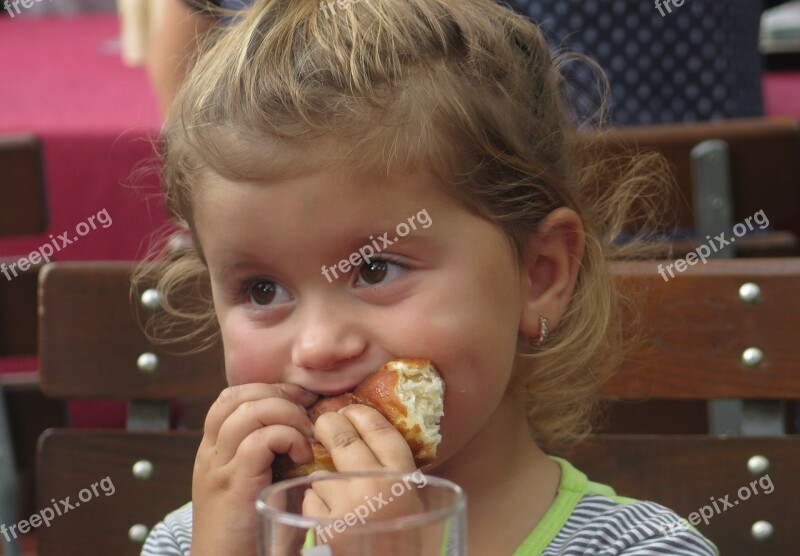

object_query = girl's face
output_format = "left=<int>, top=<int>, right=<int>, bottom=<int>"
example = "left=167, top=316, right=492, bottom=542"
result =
left=193, top=167, right=527, bottom=464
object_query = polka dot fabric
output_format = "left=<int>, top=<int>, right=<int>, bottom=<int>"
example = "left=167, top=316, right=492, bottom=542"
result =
left=504, top=0, right=764, bottom=125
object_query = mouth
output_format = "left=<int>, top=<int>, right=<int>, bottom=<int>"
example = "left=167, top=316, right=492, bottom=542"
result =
left=312, top=386, right=358, bottom=397
left=304, top=368, right=381, bottom=398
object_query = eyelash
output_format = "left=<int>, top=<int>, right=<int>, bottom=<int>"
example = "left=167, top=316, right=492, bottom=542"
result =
left=235, top=277, right=272, bottom=304
left=232, top=255, right=409, bottom=304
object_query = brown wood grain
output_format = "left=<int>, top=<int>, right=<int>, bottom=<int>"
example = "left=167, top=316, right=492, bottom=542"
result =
left=38, top=258, right=800, bottom=400
left=38, top=262, right=227, bottom=400
left=569, top=435, right=800, bottom=556
left=583, top=117, right=800, bottom=231
left=0, top=261, right=39, bottom=356
left=0, top=134, right=47, bottom=236
left=605, top=258, right=800, bottom=399
left=36, top=430, right=201, bottom=556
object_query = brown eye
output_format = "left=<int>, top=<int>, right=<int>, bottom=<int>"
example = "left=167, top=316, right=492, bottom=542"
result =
left=251, top=281, right=276, bottom=305
left=359, top=260, right=388, bottom=284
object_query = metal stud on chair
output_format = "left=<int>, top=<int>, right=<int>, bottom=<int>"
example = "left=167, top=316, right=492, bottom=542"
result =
left=137, top=352, right=159, bottom=374
left=128, top=523, right=149, bottom=544
left=132, top=460, right=154, bottom=480
left=140, top=288, right=161, bottom=310
left=747, top=455, right=769, bottom=475
left=741, top=347, right=764, bottom=368
left=750, top=520, right=774, bottom=541
left=738, top=282, right=761, bottom=304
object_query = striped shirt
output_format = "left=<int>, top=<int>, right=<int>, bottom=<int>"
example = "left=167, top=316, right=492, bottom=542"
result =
left=141, top=457, right=718, bottom=555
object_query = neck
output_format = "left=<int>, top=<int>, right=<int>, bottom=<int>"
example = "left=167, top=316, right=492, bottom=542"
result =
left=432, top=394, right=561, bottom=555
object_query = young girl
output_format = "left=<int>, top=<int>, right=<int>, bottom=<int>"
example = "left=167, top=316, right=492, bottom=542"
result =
left=141, top=0, right=718, bottom=554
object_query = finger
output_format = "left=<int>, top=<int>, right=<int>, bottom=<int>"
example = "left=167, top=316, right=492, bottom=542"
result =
left=213, top=397, right=314, bottom=462
left=303, top=487, right=331, bottom=521
left=336, top=405, right=415, bottom=470
left=313, top=409, right=384, bottom=472
left=232, top=424, right=313, bottom=477
left=204, top=383, right=317, bottom=444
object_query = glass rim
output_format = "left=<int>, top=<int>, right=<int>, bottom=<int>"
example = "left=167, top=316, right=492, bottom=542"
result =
left=256, top=470, right=466, bottom=531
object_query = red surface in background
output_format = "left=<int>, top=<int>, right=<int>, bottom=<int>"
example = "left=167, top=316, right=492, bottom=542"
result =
left=0, top=15, right=170, bottom=428
left=764, top=72, right=800, bottom=118
left=0, top=15, right=168, bottom=261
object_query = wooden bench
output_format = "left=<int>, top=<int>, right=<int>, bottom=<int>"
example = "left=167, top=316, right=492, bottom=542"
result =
left=36, top=262, right=224, bottom=555
left=586, top=118, right=800, bottom=438
left=571, top=258, right=800, bottom=555
left=37, top=259, right=800, bottom=555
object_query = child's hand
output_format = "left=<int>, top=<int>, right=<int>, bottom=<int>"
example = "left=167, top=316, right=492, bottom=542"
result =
left=305, top=405, right=429, bottom=553
left=312, top=403, right=418, bottom=476
left=189, top=383, right=318, bottom=556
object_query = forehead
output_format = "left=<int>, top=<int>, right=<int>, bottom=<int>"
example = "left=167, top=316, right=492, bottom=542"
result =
left=196, top=163, right=449, bottom=219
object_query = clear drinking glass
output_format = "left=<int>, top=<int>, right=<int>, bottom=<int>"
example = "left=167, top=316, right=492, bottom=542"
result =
left=257, top=470, right=467, bottom=556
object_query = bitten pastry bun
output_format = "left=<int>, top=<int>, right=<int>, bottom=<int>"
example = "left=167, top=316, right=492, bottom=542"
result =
left=273, top=359, right=444, bottom=481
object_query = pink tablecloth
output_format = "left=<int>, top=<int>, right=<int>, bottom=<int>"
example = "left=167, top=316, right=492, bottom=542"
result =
left=0, top=14, right=168, bottom=262
left=764, top=72, right=800, bottom=118
left=0, top=15, right=170, bottom=428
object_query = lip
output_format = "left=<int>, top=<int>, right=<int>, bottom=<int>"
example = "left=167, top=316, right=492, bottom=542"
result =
left=312, top=386, right=359, bottom=397
left=303, top=372, right=377, bottom=398
left=297, top=363, right=386, bottom=398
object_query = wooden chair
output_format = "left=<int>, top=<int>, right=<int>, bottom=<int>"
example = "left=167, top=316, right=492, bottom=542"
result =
left=587, top=117, right=800, bottom=232
left=37, top=262, right=225, bottom=555
left=570, top=258, right=800, bottom=556
left=37, top=259, right=800, bottom=555
left=585, top=117, right=800, bottom=258
left=586, top=117, right=800, bottom=437
left=0, top=134, right=47, bottom=556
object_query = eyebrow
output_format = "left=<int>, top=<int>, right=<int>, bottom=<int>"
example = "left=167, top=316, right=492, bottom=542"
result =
left=213, top=231, right=438, bottom=280
left=214, top=259, right=271, bottom=281
left=340, top=230, right=438, bottom=256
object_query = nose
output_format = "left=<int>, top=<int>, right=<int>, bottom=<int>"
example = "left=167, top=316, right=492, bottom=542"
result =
left=291, top=298, right=367, bottom=371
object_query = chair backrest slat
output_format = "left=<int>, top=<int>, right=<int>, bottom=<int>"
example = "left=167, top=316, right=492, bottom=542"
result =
left=569, top=435, right=800, bottom=555
left=0, top=134, right=47, bottom=236
left=38, top=262, right=226, bottom=400
left=605, top=258, right=800, bottom=399
left=39, top=259, right=800, bottom=400
left=36, top=430, right=200, bottom=556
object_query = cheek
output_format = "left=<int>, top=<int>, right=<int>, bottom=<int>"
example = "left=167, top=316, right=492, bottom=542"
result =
left=410, top=268, right=522, bottom=377
left=375, top=289, right=518, bottom=453
left=219, top=315, right=285, bottom=386
left=414, top=269, right=520, bottom=446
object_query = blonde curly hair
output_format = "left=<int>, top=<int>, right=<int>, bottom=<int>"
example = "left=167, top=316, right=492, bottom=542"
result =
left=137, top=0, right=672, bottom=454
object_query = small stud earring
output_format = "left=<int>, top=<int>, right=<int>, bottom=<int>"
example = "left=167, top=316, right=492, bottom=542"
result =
left=534, top=316, right=548, bottom=347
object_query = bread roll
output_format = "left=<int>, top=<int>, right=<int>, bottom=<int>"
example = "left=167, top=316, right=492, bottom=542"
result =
left=273, top=359, right=444, bottom=481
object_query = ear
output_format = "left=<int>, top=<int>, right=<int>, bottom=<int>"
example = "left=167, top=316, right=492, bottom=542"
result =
left=518, top=207, right=585, bottom=340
